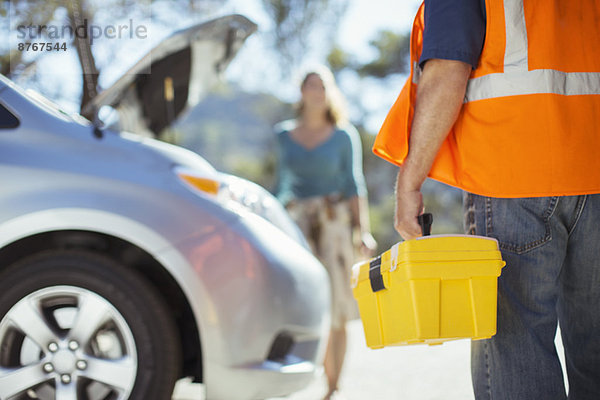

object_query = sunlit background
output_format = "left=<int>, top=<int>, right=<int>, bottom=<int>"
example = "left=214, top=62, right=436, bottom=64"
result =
left=1, top=0, right=463, bottom=253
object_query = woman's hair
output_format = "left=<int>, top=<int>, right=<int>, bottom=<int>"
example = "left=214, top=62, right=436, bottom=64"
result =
left=297, top=65, right=348, bottom=126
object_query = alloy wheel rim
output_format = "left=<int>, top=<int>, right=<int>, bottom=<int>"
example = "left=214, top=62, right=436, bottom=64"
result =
left=0, top=285, right=138, bottom=400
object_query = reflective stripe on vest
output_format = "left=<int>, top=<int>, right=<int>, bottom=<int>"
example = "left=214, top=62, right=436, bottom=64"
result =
left=465, top=0, right=600, bottom=102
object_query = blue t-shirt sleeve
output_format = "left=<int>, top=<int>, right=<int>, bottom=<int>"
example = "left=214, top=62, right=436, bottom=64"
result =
left=419, top=0, right=486, bottom=69
left=273, top=129, right=293, bottom=205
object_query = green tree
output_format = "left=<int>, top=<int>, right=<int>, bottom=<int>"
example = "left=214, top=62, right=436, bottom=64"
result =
left=356, top=30, right=410, bottom=77
left=327, top=29, right=410, bottom=77
left=260, top=0, right=349, bottom=76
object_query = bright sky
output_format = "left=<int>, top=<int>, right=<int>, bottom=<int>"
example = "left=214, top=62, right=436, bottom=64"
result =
left=228, top=0, right=421, bottom=52
left=338, top=0, right=421, bottom=59
left=224, top=0, right=422, bottom=131
left=225, top=0, right=421, bottom=88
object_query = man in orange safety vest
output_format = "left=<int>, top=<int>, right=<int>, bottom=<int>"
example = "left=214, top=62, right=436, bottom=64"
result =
left=375, top=1, right=600, bottom=399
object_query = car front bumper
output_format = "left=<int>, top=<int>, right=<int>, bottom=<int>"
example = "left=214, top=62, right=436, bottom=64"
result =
left=160, top=210, right=331, bottom=400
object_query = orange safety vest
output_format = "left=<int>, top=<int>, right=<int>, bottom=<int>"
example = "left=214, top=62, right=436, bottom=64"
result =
left=373, top=0, right=600, bottom=198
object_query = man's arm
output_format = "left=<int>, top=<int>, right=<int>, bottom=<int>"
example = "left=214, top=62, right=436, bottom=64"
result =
left=394, top=58, right=472, bottom=240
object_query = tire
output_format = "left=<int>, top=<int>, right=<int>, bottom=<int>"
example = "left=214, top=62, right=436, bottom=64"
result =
left=0, top=250, right=181, bottom=400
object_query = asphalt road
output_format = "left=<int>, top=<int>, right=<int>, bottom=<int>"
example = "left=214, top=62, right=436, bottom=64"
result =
left=277, top=320, right=475, bottom=400
left=173, top=320, right=567, bottom=400
left=173, top=320, right=474, bottom=400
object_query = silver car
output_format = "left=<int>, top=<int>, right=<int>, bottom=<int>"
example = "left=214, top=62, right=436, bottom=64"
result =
left=0, top=15, right=330, bottom=400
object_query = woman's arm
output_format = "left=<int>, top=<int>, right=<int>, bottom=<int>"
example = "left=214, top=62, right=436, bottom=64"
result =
left=341, top=126, right=377, bottom=255
left=349, top=195, right=377, bottom=256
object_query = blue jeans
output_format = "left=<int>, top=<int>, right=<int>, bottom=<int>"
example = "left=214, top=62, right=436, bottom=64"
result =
left=465, top=194, right=600, bottom=400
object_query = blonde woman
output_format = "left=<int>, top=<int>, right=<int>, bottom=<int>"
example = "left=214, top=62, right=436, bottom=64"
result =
left=274, top=66, right=376, bottom=400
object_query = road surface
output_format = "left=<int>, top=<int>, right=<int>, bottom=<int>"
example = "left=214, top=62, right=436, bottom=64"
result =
left=173, top=320, right=566, bottom=400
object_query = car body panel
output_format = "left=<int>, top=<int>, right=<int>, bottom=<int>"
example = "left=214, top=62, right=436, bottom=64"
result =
left=0, top=14, right=330, bottom=399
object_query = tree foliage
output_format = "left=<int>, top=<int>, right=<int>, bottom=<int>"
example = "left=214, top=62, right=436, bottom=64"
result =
left=357, top=30, right=410, bottom=77
left=1, top=0, right=224, bottom=116
left=260, top=0, right=349, bottom=76
left=327, top=29, right=410, bottom=78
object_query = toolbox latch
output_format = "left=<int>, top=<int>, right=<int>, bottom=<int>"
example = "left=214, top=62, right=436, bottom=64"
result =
left=369, top=256, right=386, bottom=292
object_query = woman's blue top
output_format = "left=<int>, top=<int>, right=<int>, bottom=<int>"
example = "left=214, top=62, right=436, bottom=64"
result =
left=274, top=120, right=367, bottom=206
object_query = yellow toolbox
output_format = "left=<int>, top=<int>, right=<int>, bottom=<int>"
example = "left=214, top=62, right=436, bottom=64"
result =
left=351, top=216, right=505, bottom=349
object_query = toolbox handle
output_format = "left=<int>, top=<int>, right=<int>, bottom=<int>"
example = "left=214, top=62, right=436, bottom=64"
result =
left=417, top=213, right=433, bottom=236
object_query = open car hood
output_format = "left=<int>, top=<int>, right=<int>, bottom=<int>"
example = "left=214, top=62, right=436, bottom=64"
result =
left=84, top=14, right=256, bottom=136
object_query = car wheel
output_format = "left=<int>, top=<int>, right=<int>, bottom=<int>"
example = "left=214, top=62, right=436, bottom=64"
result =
left=0, top=250, right=181, bottom=400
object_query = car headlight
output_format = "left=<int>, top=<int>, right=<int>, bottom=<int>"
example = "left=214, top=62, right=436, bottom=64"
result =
left=175, top=167, right=221, bottom=195
left=175, top=167, right=308, bottom=248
